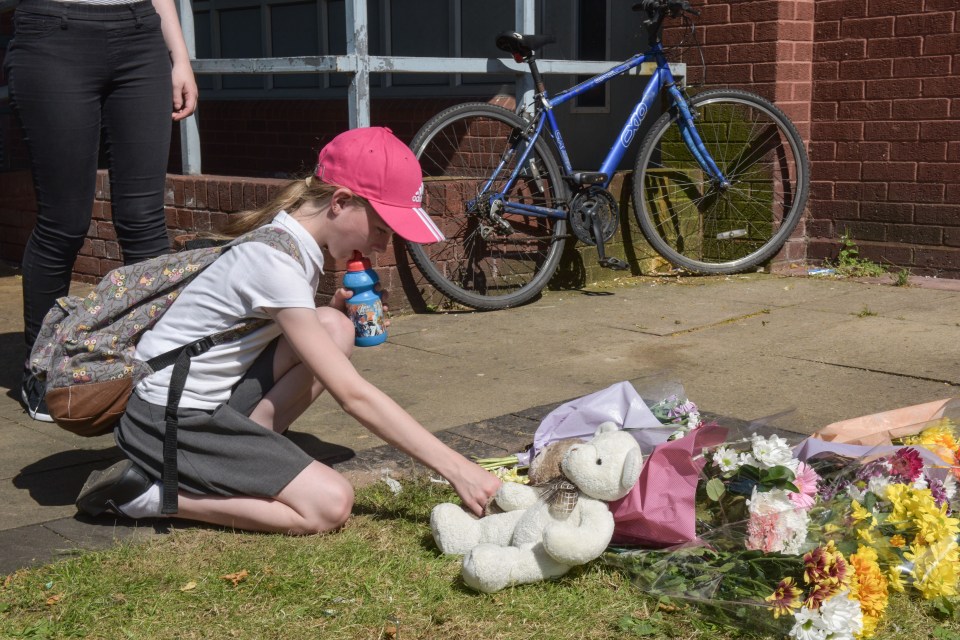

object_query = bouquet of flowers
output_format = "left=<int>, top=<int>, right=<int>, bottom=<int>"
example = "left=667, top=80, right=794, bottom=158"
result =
left=694, top=432, right=819, bottom=555
left=609, top=414, right=960, bottom=639
left=809, top=427, right=960, bottom=604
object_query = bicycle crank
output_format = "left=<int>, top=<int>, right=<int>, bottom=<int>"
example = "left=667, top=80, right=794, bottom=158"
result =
left=569, top=186, right=619, bottom=246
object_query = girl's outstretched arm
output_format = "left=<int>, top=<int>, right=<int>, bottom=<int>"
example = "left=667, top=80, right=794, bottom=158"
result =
left=271, top=306, right=501, bottom=515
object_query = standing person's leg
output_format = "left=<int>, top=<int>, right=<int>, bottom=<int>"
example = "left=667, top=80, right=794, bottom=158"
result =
left=5, top=2, right=108, bottom=417
left=101, top=4, right=172, bottom=266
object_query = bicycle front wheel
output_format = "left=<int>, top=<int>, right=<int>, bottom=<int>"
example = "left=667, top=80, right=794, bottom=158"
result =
left=408, top=102, right=568, bottom=311
left=633, top=89, right=810, bottom=274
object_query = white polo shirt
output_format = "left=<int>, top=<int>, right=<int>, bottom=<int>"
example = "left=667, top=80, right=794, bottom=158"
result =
left=134, top=211, right=324, bottom=410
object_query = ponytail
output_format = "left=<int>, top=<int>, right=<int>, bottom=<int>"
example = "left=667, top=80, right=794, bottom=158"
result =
left=217, top=174, right=341, bottom=238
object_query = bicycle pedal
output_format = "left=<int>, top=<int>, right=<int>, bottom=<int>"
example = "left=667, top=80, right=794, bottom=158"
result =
left=599, top=257, right=630, bottom=271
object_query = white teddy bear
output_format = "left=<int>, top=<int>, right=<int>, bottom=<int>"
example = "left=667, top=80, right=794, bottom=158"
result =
left=430, top=423, right=643, bottom=593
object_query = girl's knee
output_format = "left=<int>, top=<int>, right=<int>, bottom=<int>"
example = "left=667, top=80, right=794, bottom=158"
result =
left=316, top=307, right=355, bottom=357
left=295, top=472, right=354, bottom=534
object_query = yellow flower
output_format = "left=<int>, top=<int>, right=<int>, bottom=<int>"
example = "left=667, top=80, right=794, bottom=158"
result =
left=851, top=545, right=889, bottom=639
left=887, top=567, right=906, bottom=593
left=885, top=483, right=960, bottom=546
left=889, top=534, right=906, bottom=549
left=851, top=500, right=872, bottom=523
left=856, top=527, right=876, bottom=545
left=902, top=420, right=959, bottom=465
left=905, top=539, right=960, bottom=599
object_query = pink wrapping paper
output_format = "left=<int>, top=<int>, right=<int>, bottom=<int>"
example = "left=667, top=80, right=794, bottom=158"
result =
left=608, top=423, right=728, bottom=547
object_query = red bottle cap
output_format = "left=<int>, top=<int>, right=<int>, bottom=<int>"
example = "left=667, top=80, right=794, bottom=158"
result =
left=347, top=250, right=372, bottom=271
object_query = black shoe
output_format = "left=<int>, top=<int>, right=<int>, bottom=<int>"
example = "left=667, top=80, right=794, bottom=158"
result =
left=76, top=460, right=152, bottom=517
left=20, top=371, right=53, bottom=423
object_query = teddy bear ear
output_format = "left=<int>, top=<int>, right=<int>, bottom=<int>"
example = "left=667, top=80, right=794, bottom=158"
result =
left=593, top=421, right=619, bottom=436
left=619, top=448, right=643, bottom=494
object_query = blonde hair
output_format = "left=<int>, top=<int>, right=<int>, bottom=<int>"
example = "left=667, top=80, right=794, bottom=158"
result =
left=217, top=175, right=368, bottom=238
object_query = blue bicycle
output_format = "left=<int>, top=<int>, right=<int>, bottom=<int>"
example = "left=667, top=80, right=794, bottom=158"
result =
left=408, top=0, right=810, bottom=310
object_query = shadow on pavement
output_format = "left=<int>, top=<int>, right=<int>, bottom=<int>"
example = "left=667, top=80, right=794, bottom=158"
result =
left=0, top=331, right=26, bottom=396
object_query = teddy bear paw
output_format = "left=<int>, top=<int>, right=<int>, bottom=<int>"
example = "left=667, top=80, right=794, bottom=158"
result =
left=430, top=502, right=482, bottom=555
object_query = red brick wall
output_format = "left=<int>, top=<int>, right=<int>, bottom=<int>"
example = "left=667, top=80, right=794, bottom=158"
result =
left=668, top=0, right=960, bottom=278
left=170, top=97, right=470, bottom=178
left=807, top=0, right=960, bottom=277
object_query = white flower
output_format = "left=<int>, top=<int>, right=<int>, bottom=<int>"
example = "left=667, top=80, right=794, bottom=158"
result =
left=818, top=591, right=863, bottom=639
left=943, top=474, right=957, bottom=501
left=685, top=410, right=701, bottom=428
left=845, top=484, right=866, bottom=503
left=789, top=607, right=828, bottom=640
left=739, top=452, right=758, bottom=468
left=867, top=475, right=891, bottom=498
left=712, top=446, right=741, bottom=472
left=912, top=475, right=929, bottom=491
left=750, top=433, right=800, bottom=471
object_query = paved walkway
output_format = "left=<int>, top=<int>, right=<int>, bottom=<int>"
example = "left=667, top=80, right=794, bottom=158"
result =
left=2, top=263, right=959, bottom=575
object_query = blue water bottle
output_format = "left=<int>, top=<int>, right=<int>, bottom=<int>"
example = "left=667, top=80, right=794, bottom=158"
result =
left=344, top=251, right=386, bottom=347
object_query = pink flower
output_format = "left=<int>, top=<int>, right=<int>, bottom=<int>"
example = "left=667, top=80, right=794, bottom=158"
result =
left=890, top=447, right=924, bottom=482
left=788, top=462, right=820, bottom=510
left=746, top=489, right=809, bottom=555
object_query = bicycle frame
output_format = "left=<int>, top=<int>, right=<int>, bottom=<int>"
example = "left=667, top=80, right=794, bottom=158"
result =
left=481, top=41, right=729, bottom=221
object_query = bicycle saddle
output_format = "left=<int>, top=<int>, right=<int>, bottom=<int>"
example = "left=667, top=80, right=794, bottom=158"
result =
left=495, top=31, right=557, bottom=60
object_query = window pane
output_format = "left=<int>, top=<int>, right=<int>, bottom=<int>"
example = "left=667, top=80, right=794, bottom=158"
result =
left=193, top=10, right=214, bottom=91
left=576, top=0, right=606, bottom=108
left=271, top=2, right=320, bottom=88
left=390, top=0, right=449, bottom=86
left=220, top=7, right=264, bottom=89
left=461, top=0, right=513, bottom=85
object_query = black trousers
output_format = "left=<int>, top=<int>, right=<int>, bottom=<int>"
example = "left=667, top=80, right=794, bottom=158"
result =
left=5, top=0, right=173, bottom=350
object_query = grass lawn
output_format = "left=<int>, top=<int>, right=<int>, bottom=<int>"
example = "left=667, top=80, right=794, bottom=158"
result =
left=2, top=476, right=959, bottom=639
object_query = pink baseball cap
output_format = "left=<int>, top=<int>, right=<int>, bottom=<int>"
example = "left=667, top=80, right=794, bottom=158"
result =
left=315, top=127, right=445, bottom=244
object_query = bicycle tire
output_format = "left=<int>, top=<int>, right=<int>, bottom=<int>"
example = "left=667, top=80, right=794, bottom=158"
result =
left=407, top=102, right=568, bottom=311
left=632, top=88, right=810, bottom=274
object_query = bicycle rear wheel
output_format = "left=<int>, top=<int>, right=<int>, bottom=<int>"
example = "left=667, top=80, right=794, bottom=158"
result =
left=633, top=88, right=809, bottom=274
left=408, top=102, right=568, bottom=310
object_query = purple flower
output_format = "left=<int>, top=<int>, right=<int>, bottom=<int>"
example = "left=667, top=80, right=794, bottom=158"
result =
left=928, top=475, right=949, bottom=509
left=667, top=400, right=698, bottom=419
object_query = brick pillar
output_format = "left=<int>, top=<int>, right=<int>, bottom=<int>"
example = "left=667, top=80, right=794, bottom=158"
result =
left=771, top=0, right=815, bottom=266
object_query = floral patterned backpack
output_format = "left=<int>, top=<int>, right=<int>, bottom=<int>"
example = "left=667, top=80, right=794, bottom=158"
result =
left=28, top=225, right=303, bottom=438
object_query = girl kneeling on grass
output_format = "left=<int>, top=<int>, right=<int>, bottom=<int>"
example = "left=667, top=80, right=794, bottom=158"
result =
left=75, top=127, right=500, bottom=533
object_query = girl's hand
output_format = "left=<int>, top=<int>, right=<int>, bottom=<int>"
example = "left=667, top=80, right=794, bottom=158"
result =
left=329, top=287, right=352, bottom=313
left=448, top=462, right=502, bottom=517
left=171, top=60, right=198, bottom=121
left=376, top=285, right=391, bottom=329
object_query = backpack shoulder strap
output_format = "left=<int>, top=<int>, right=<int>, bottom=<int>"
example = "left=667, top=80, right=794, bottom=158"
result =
left=227, top=225, right=305, bottom=271
left=158, top=224, right=306, bottom=514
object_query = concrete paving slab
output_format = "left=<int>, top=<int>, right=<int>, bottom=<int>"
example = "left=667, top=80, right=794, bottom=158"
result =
left=0, top=524, right=79, bottom=575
